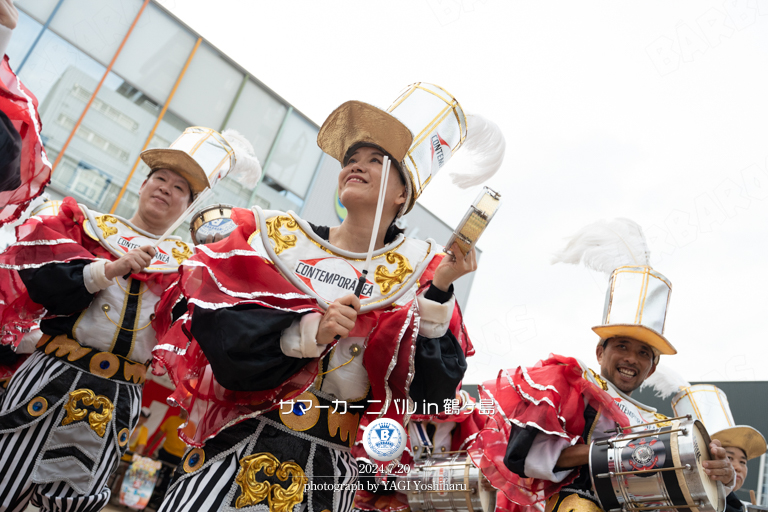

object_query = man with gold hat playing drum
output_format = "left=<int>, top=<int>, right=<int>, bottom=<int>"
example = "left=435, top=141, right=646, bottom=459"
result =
left=152, top=83, right=504, bottom=512
left=469, top=219, right=735, bottom=512
left=0, top=127, right=258, bottom=511
left=672, top=384, right=768, bottom=512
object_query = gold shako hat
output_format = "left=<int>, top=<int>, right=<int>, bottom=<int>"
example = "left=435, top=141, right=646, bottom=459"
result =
left=551, top=218, right=676, bottom=356
left=593, top=265, right=676, bottom=355
left=319, top=84, right=505, bottom=216
left=141, top=127, right=261, bottom=196
left=672, top=384, right=766, bottom=460
left=386, top=83, right=468, bottom=214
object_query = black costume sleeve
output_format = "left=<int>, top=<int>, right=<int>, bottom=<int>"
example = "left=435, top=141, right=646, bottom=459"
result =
left=409, top=328, right=467, bottom=413
left=189, top=304, right=313, bottom=392
left=503, top=425, right=539, bottom=477
left=18, top=260, right=94, bottom=315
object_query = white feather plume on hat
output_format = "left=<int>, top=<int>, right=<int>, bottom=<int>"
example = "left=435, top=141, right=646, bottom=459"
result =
left=640, top=364, right=690, bottom=399
left=551, top=218, right=650, bottom=275
left=222, top=129, right=262, bottom=189
left=446, top=114, right=506, bottom=188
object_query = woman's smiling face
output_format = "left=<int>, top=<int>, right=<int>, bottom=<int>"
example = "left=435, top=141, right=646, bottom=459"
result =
left=337, top=146, right=405, bottom=216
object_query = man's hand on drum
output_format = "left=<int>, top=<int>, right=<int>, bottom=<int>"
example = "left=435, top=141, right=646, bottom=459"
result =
left=316, top=294, right=360, bottom=345
left=433, top=243, right=478, bottom=292
left=105, top=245, right=156, bottom=280
left=704, top=439, right=736, bottom=487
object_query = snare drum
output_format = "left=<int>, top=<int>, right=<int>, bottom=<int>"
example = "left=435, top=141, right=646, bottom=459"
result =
left=189, top=204, right=235, bottom=244
left=590, top=417, right=724, bottom=512
left=400, top=454, right=496, bottom=512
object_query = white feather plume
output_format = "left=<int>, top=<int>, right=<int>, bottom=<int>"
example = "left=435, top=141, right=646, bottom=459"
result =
left=222, top=129, right=262, bottom=189
left=447, top=114, right=506, bottom=188
left=551, top=218, right=650, bottom=275
left=640, top=364, right=690, bottom=399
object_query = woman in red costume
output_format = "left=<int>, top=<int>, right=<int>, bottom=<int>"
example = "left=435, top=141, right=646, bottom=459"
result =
left=154, top=84, right=504, bottom=512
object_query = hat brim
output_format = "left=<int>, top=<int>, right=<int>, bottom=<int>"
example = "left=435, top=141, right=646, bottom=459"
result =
left=712, top=426, right=767, bottom=460
left=592, top=324, right=677, bottom=355
left=317, top=101, right=413, bottom=167
left=140, top=148, right=209, bottom=196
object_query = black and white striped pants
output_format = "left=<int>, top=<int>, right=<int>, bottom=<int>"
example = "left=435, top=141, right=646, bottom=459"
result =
left=159, top=415, right=359, bottom=512
left=0, top=351, right=142, bottom=512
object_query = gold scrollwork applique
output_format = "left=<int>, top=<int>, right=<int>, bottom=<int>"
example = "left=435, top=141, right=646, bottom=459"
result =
left=62, top=389, right=115, bottom=437
left=374, top=252, right=413, bottom=294
left=171, top=241, right=193, bottom=264
left=95, top=215, right=119, bottom=238
left=234, top=453, right=307, bottom=511
left=266, top=215, right=298, bottom=255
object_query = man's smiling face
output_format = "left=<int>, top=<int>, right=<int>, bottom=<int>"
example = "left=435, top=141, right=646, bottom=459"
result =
left=596, top=337, right=657, bottom=395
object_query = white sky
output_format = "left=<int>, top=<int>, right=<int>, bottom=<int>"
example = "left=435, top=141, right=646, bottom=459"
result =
left=157, top=0, right=768, bottom=384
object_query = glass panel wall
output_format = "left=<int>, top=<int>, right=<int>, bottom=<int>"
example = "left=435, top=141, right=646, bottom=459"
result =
left=223, top=80, right=287, bottom=162
left=264, top=111, right=322, bottom=200
left=14, top=0, right=59, bottom=24
left=110, top=2, right=196, bottom=104
left=169, top=43, right=243, bottom=130
left=47, top=0, right=142, bottom=67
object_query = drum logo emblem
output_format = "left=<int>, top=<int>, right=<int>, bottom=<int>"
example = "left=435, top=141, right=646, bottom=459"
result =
left=624, top=438, right=665, bottom=475
left=362, top=419, right=406, bottom=462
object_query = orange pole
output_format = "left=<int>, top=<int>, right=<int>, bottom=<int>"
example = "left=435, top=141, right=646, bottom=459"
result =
left=109, top=37, right=202, bottom=214
left=50, top=0, right=150, bottom=174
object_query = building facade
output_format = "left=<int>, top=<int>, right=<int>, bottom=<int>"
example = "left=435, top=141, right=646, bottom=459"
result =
left=7, top=0, right=477, bottom=307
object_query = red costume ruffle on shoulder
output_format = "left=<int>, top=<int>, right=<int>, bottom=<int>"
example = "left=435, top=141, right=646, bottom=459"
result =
left=467, top=355, right=630, bottom=509
left=0, top=55, right=51, bottom=226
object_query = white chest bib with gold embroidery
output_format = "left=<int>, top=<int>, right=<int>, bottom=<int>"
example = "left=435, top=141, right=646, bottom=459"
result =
left=249, top=207, right=439, bottom=312
left=81, top=206, right=193, bottom=273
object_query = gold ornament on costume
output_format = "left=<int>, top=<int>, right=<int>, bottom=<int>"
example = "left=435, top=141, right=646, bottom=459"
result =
left=62, top=389, right=115, bottom=437
left=546, top=493, right=603, bottom=512
left=183, top=448, right=206, bottom=473
left=27, top=397, right=48, bottom=417
left=90, top=352, right=120, bottom=379
left=123, top=361, right=147, bottom=384
left=588, top=369, right=609, bottom=391
left=266, top=215, right=298, bottom=255
left=278, top=391, right=320, bottom=432
left=234, top=453, right=307, bottom=511
left=327, top=409, right=360, bottom=448
left=374, top=252, right=413, bottom=294
left=653, top=412, right=673, bottom=427
left=171, top=241, right=193, bottom=264
left=118, top=427, right=130, bottom=447
left=43, top=335, right=92, bottom=361
left=95, top=215, right=119, bottom=238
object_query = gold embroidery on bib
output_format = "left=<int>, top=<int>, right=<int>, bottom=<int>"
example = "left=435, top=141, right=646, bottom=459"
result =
left=95, top=215, right=119, bottom=238
left=374, top=252, right=413, bottom=294
left=171, top=241, right=193, bottom=264
left=266, top=216, right=298, bottom=255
